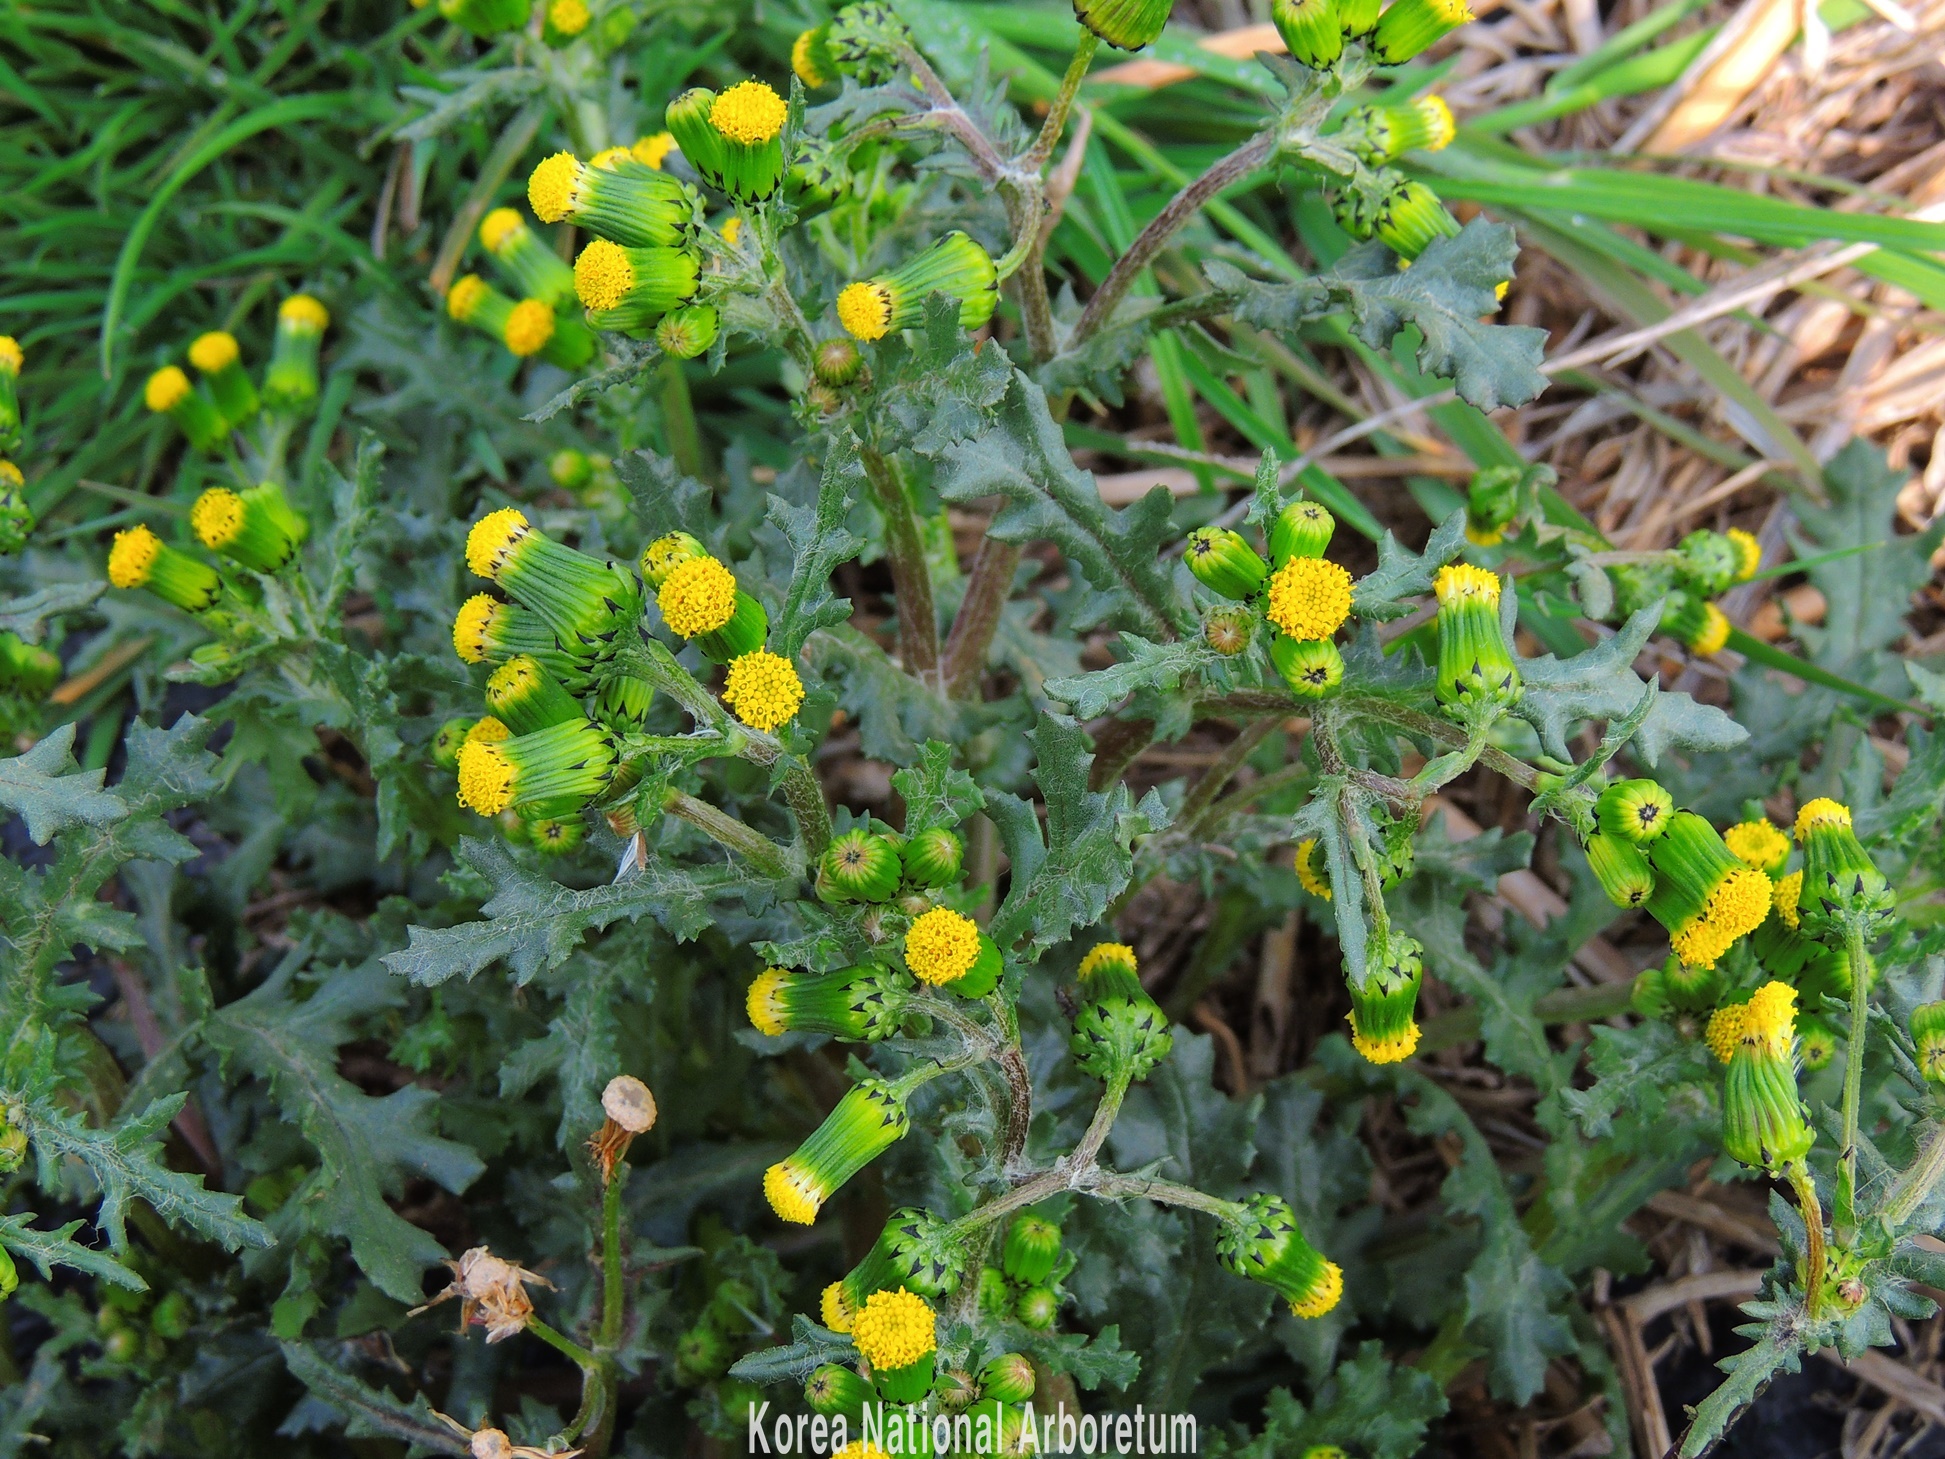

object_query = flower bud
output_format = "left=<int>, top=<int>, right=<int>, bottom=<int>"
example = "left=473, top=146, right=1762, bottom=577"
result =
left=1370, top=0, right=1472, bottom=65
left=145, top=366, right=227, bottom=451
left=1796, top=1013, right=1837, bottom=1072
left=656, top=304, right=719, bottom=360
left=1585, top=832, right=1653, bottom=910
left=1270, top=636, right=1345, bottom=699
left=1265, top=555, right=1353, bottom=641
left=980, top=1352, right=1035, bottom=1403
left=707, top=80, right=789, bottom=202
left=721, top=649, right=804, bottom=732
left=0, top=1106, right=24, bottom=1175
left=1184, top=527, right=1268, bottom=601
left=901, top=827, right=963, bottom=889
left=828, top=0, right=916, bottom=82
left=479, top=208, right=578, bottom=310
left=1912, top=1002, right=1945, bottom=1084
left=1721, top=981, right=1813, bottom=1173
left=1002, top=1214, right=1062, bottom=1286
left=1662, top=953, right=1722, bottom=1012
left=1433, top=564, right=1519, bottom=715
left=592, top=673, right=655, bottom=731
left=1216, top=1192, right=1343, bottom=1318
left=1338, top=0, right=1379, bottom=33
left=1077, top=941, right=1144, bottom=1001
left=541, top=0, right=588, bottom=45
left=1203, top=604, right=1254, bottom=655
left=574, top=240, right=701, bottom=334
left=1073, top=0, right=1174, bottom=48
left=189, top=482, right=307, bottom=573
left=188, top=330, right=259, bottom=426
left=814, top=337, right=864, bottom=386
left=1596, top=778, right=1673, bottom=844
left=264, top=295, right=328, bottom=413
left=747, top=964, right=913, bottom=1041
left=1070, top=989, right=1173, bottom=1085
left=484, top=655, right=584, bottom=736
left=1646, top=812, right=1772, bottom=970
left=432, top=719, right=474, bottom=772
left=1663, top=591, right=1730, bottom=658
left=1269, top=500, right=1336, bottom=564
left=1727, top=528, right=1762, bottom=583
left=1348, top=931, right=1422, bottom=1064
left=1464, top=464, right=1521, bottom=546
left=526, top=816, right=584, bottom=855
left=529, top=150, right=698, bottom=249
left=976, top=1266, right=1010, bottom=1317
left=456, top=716, right=617, bottom=818
left=806, top=1363, right=874, bottom=1422
left=0, top=461, right=32, bottom=555
left=904, top=906, right=983, bottom=987
left=1272, top=0, right=1343, bottom=67
left=437, top=0, right=528, bottom=37
left=764, top=1079, right=910, bottom=1225
left=107, top=526, right=220, bottom=614
left=1677, top=530, right=1740, bottom=597
left=639, top=531, right=706, bottom=588
left=1629, top=964, right=1668, bottom=1018
left=467, top=507, right=641, bottom=660
left=1296, top=838, right=1332, bottom=901
left=1722, top=818, right=1790, bottom=878
left=819, top=830, right=903, bottom=902
left=850, top=1288, right=936, bottom=1402
left=0, top=337, right=20, bottom=452
left=0, top=632, right=60, bottom=697
left=1340, top=96, right=1456, bottom=164
left=451, top=593, right=589, bottom=686
left=836, top=232, right=999, bottom=340
left=664, top=88, right=729, bottom=193
left=1794, top=798, right=1893, bottom=937
left=1374, top=179, right=1462, bottom=261
left=793, top=24, right=839, bottom=87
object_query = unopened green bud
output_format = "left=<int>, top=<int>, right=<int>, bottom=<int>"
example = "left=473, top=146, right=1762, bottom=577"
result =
left=1073, top=0, right=1174, bottom=50
left=1273, top=0, right=1342, bottom=67
left=1015, top=1286, right=1058, bottom=1330
left=1662, top=953, right=1722, bottom=1013
left=1370, top=0, right=1472, bottom=65
left=639, top=531, right=705, bottom=589
left=814, top=337, right=864, bottom=386
left=805, top=1363, right=873, bottom=1421
left=1465, top=464, right=1521, bottom=546
left=1269, top=499, right=1336, bottom=564
left=821, top=829, right=904, bottom=902
left=431, top=718, right=474, bottom=772
left=1794, top=798, right=1892, bottom=936
left=1597, top=778, right=1674, bottom=844
left=656, top=304, right=718, bottom=360
left=1432, top=564, right=1519, bottom=715
left=1069, top=989, right=1173, bottom=1085
left=1375, top=178, right=1462, bottom=261
left=592, top=673, right=654, bottom=731
left=1913, top=1002, right=1945, bottom=1084
left=1216, top=1192, right=1343, bottom=1318
left=1204, top=603, right=1254, bottom=655
left=976, top=1266, right=1010, bottom=1317
left=0, top=632, right=59, bottom=697
left=525, top=815, right=585, bottom=855
left=0, top=1246, right=15, bottom=1304
left=934, top=1369, right=977, bottom=1410
left=1348, top=931, right=1422, bottom=1064
left=1340, top=95, right=1455, bottom=164
left=901, top=826, right=964, bottom=889
left=549, top=448, right=594, bottom=491
left=1629, top=965, right=1669, bottom=1018
left=1586, top=833, right=1653, bottom=910
left=0, top=1106, right=26, bottom=1174
left=1002, top=1214, right=1062, bottom=1286
left=1796, top=1013, right=1837, bottom=1072
left=1184, top=526, right=1268, bottom=600
left=0, top=462, right=31, bottom=555
left=1677, top=530, right=1740, bottom=597
left=1270, top=636, right=1345, bottom=699
left=980, top=1352, right=1035, bottom=1403
left=484, top=655, right=585, bottom=736
left=674, top=1321, right=732, bottom=1382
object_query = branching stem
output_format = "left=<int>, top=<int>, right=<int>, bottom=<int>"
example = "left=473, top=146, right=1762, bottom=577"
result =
left=1785, top=1158, right=1826, bottom=1317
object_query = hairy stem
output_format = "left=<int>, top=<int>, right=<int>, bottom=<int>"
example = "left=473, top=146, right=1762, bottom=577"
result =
left=1881, top=1120, right=1945, bottom=1232
left=1088, top=1173, right=1240, bottom=1218
left=577, top=1167, right=626, bottom=1456
left=1786, top=1158, right=1826, bottom=1318
left=941, top=536, right=1020, bottom=699
left=1070, top=1074, right=1130, bottom=1172
left=1071, top=131, right=1276, bottom=347
left=1025, top=32, right=1098, bottom=172
left=665, top=790, right=792, bottom=880
left=1837, top=920, right=1871, bottom=1240
left=778, top=756, right=833, bottom=860
left=861, top=446, right=940, bottom=680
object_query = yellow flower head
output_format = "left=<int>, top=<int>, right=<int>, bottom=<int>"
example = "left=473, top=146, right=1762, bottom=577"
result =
left=456, top=738, right=517, bottom=815
left=905, top=907, right=980, bottom=985
left=573, top=239, right=635, bottom=313
left=746, top=967, right=790, bottom=1037
left=1350, top=1019, right=1420, bottom=1065
left=466, top=716, right=510, bottom=745
left=528, top=152, right=582, bottom=224
left=710, top=80, right=788, bottom=145
left=820, top=1280, right=857, bottom=1334
left=108, top=525, right=162, bottom=588
left=792, top=29, right=828, bottom=87
left=836, top=282, right=894, bottom=341
left=503, top=300, right=556, bottom=357
left=1795, top=797, right=1851, bottom=838
left=1738, top=980, right=1796, bottom=1060
left=1690, top=602, right=1731, bottom=658
left=188, top=331, right=240, bottom=373
left=479, top=207, right=523, bottom=253
left=466, top=507, right=530, bottom=580
left=1289, top=1259, right=1343, bottom=1319
left=1296, top=838, right=1332, bottom=900
left=1433, top=562, right=1501, bottom=607
left=720, top=215, right=743, bottom=248
left=190, top=488, right=244, bottom=549
left=1723, top=818, right=1789, bottom=874
left=1669, top=864, right=1772, bottom=969
left=1727, top=528, right=1761, bottom=581
left=447, top=274, right=491, bottom=322
left=850, top=1288, right=936, bottom=1371
left=279, top=294, right=329, bottom=331
left=145, top=365, right=191, bottom=413
left=1773, top=869, right=1803, bottom=930
left=763, top=1158, right=824, bottom=1225
left=1705, top=1002, right=1746, bottom=1064
left=547, top=0, right=589, bottom=33
left=632, top=132, right=676, bottom=169
left=1266, top=557, right=1353, bottom=641
left=453, top=593, right=500, bottom=663
left=1417, top=95, right=1457, bottom=149
left=0, top=337, right=21, bottom=374
left=657, top=555, right=737, bottom=637
left=722, top=650, right=805, bottom=732
left=1078, top=942, right=1137, bottom=981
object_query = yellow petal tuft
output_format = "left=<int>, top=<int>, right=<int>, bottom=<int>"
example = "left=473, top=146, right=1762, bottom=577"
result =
left=188, top=331, right=239, bottom=373
left=108, top=526, right=162, bottom=588
left=190, top=488, right=244, bottom=549
left=144, top=366, right=191, bottom=413
left=573, top=239, right=636, bottom=314
left=1266, top=557, right=1353, bottom=641
left=721, top=649, right=804, bottom=732
left=836, top=282, right=893, bottom=341
left=528, top=152, right=583, bottom=225
left=465, top=507, right=529, bottom=581
left=503, top=300, right=556, bottom=357
left=904, top=907, right=980, bottom=986
left=709, top=79, right=787, bottom=145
